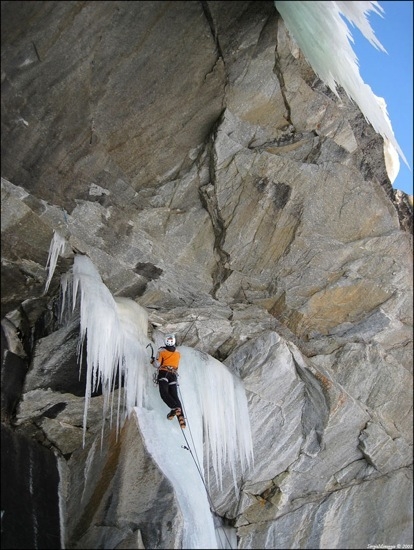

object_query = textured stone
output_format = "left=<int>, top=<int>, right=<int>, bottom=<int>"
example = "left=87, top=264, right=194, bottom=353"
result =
left=0, top=2, right=412, bottom=549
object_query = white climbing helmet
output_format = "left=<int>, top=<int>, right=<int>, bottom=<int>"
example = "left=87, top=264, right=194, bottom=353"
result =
left=165, top=334, right=176, bottom=347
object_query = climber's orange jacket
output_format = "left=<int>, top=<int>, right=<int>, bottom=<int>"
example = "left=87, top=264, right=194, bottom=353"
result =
left=156, top=348, right=181, bottom=371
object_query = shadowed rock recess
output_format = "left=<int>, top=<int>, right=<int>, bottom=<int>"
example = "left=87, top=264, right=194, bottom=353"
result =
left=1, top=1, right=412, bottom=549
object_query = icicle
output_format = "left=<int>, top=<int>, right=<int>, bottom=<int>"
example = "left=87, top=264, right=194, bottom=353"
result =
left=58, top=255, right=153, bottom=447
left=44, top=231, right=68, bottom=293
left=177, top=347, right=254, bottom=493
left=58, top=270, right=74, bottom=326
left=115, top=297, right=153, bottom=415
left=274, top=1, right=409, bottom=168
left=69, top=255, right=123, bottom=445
left=57, top=253, right=254, bottom=511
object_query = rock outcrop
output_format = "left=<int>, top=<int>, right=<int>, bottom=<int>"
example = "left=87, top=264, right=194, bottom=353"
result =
left=1, top=1, right=412, bottom=549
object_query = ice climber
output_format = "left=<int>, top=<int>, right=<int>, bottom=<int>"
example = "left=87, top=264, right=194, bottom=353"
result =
left=151, top=334, right=186, bottom=428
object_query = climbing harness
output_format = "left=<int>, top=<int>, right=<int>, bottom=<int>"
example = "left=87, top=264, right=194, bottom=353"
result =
left=160, top=366, right=178, bottom=373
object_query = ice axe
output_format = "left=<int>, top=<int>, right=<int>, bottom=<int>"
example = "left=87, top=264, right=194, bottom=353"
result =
left=146, top=343, right=158, bottom=386
left=146, top=343, right=155, bottom=362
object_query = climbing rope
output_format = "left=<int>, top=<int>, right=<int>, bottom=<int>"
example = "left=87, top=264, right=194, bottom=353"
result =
left=146, top=345, right=234, bottom=548
left=177, top=387, right=235, bottom=550
left=179, top=318, right=197, bottom=346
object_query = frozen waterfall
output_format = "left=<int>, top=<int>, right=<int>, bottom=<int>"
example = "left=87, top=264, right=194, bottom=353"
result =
left=46, top=235, right=253, bottom=548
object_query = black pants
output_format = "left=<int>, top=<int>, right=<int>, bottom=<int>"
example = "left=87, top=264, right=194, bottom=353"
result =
left=157, top=370, right=182, bottom=411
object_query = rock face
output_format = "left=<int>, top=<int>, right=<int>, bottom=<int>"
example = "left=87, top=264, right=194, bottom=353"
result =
left=1, top=1, right=412, bottom=549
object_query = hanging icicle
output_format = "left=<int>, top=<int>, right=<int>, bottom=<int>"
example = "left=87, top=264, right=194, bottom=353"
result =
left=44, top=234, right=254, bottom=507
left=44, top=230, right=68, bottom=293
left=274, top=0, right=408, bottom=167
